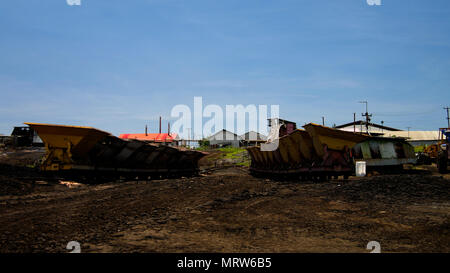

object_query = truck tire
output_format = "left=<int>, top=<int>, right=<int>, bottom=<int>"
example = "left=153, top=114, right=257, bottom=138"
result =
left=437, top=153, right=447, bottom=174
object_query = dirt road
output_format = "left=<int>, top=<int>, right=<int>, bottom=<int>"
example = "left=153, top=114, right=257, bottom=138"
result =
left=0, top=163, right=449, bottom=253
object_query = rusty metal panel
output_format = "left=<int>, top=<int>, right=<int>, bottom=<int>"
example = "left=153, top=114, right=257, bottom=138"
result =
left=353, top=138, right=417, bottom=166
left=361, top=142, right=372, bottom=159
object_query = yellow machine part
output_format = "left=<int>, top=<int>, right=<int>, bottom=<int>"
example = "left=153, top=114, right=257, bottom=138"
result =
left=25, top=123, right=111, bottom=171
left=247, top=129, right=317, bottom=171
left=277, top=130, right=315, bottom=166
left=303, top=123, right=370, bottom=157
left=423, top=144, right=439, bottom=158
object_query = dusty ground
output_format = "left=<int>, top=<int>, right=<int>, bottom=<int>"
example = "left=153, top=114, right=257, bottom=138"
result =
left=0, top=148, right=449, bottom=253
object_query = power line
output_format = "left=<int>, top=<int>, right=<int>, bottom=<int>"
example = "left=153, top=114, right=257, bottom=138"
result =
left=373, top=108, right=440, bottom=117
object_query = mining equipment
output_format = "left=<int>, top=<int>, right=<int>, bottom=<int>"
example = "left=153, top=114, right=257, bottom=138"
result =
left=25, top=123, right=206, bottom=181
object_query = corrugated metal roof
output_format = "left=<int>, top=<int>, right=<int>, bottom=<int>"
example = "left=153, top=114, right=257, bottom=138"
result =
left=119, top=133, right=178, bottom=142
left=383, top=131, right=440, bottom=141
left=240, top=131, right=267, bottom=141
left=206, top=129, right=241, bottom=141
left=335, top=120, right=401, bottom=131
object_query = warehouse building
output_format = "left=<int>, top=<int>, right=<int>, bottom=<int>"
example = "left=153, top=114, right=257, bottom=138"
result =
left=335, top=120, right=401, bottom=134
left=207, top=129, right=242, bottom=148
left=240, top=131, right=267, bottom=147
left=383, top=131, right=440, bottom=147
left=335, top=121, right=440, bottom=146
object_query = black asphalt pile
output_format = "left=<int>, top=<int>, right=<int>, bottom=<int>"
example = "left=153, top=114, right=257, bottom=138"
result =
left=0, top=147, right=45, bottom=167
left=0, top=164, right=47, bottom=196
left=0, top=166, right=449, bottom=253
left=327, top=174, right=450, bottom=204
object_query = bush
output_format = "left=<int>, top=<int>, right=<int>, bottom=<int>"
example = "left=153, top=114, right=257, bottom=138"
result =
left=198, top=139, right=210, bottom=147
left=414, top=145, right=425, bottom=153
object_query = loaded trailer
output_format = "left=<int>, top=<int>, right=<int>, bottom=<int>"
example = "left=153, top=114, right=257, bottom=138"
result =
left=26, top=123, right=207, bottom=181
left=247, top=122, right=416, bottom=181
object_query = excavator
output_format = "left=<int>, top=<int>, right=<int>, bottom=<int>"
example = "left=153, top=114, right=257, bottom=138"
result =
left=437, top=128, right=450, bottom=174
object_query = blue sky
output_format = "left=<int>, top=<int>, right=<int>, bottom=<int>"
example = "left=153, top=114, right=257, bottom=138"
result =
left=1, top=0, right=450, bottom=137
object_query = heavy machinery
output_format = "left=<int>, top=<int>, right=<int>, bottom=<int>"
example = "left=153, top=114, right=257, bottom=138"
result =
left=437, top=128, right=450, bottom=174
left=25, top=123, right=206, bottom=181
left=10, top=126, right=43, bottom=147
left=247, top=123, right=369, bottom=180
left=417, top=144, right=439, bottom=165
left=247, top=121, right=416, bottom=180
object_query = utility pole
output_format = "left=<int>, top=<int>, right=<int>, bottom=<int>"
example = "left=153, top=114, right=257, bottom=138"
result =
left=187, top=128, right=191, bottom=148
left=406, top=126, right=411, bottom=138
left=359, top=101, right=372, bottom=134
left=322, top=116, right=325, bottom=126
left=381, top=120, right=384, bottom=134
left=353, top=113, right=356, bottom=133
left=444, top=106, right=450, bottom=128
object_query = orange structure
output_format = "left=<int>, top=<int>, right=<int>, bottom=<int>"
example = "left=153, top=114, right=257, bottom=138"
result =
left=119, top=133, right=178, bottom=144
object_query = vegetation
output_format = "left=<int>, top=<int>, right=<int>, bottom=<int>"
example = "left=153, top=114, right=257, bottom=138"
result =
left=198, top=138, right=210, bottom=147
left=218, top=147, right=245, bottom=159
left=195, top=138, right=211, bottom=151
left=194, top=145, right=251, bottom=167
left=195, top=146, right=210, bottom=151
left=236, top=161, right=251, bottom=167
left=414, top=145, right=425, bottom=153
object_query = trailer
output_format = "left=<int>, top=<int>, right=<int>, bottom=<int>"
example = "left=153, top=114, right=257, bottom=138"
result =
left=26, top=123, right=206, bottom=181
left=247, top=122, right=417, bottom=180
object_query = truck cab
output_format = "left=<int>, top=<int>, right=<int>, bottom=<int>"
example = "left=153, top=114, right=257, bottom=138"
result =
left=437, top=128, right=450, bottom=173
